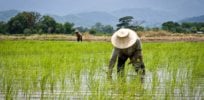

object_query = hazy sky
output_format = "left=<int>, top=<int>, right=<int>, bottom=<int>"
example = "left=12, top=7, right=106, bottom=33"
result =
left=0, top=0, right=204, bottom=15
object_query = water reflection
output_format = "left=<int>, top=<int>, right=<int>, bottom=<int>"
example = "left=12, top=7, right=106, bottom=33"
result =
left=106, top=67, right=204, bottom=99
left=1, top=67, right=204, bottom=99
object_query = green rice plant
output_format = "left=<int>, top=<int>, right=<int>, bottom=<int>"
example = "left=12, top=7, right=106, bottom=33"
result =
left=0, top=40, right=204, bottom=99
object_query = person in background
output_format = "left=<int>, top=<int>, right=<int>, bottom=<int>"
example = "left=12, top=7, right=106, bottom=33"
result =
left=108, top=28, right=145, bottom=78
left=75, top=30, right=82, bottom=42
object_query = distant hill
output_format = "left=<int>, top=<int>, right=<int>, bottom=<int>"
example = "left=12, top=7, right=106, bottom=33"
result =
left=52, top=8, right=179, bottom=27
left=180, top=15, right=204, bottom=22
left=51, top=12, right=117, bottom=27
left=112, top=8, right=179, bottom=27
left=0, top=9, right=203, bottom=27
left=51, top=8, right=179, bottom=27
left=0, top=10, right=117, bottom=27
left=0, top=10, right=19, bottom=21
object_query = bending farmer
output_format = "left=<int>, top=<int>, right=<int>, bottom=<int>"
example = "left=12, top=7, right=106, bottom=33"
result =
left=108, top=28, right=145, bottom=78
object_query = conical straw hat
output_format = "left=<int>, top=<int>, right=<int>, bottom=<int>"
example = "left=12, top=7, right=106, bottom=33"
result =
left=111, top=28, right=139, bottom=49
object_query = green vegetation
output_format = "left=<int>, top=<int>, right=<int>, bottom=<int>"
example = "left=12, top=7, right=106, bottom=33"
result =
left=0, top=11, right=114, bottom=35
left=0, top=11, right=75, bottom=34
left=1, top=11, right=204, bottom=35
left=116, top=16, right=144, bottom=31
left=162, top=21, right=204, bottom=33
left=0, top=41, right=203, bottom=99
left=90, top=22, right=114, bottom=34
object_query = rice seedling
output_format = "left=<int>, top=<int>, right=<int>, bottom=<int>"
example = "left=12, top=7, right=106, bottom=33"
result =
left=0, top=40, right=203, bottom=99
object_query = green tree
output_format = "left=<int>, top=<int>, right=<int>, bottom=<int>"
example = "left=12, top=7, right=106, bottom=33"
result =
left=55, top=23, right=64, bottom=33
left=191, top=27, right=197, bottom=33
left=89, top=29, right=96, bottom=35
left=0, top=21, right=7, bottom=34
left=7, top=11, right=41, bottom=34
left=181, top=23, right=193, bottom=33
left=197, top=23, right=204, bottom=32
left=116, top=16, right=144, bottom=31
left=91, top=22, right=104, bottom=32
left=23, top=28, right=32, bottom=34
left=162, top=21, right=174, bottom=31
left=200, top=27, right=204, bottom=32
left=91, top=22, right=114, bottom=34
left=64, top=22, right=74, bottom=34
left=181, top=22, right=193, bottom=29
left=102, top=25, right=114, bottom=34
left=162, top=21, right=181, bottom=33
left=37, top=15, right=56, bottom=33
left=75, top=26, right=88, bottom=33
left=117, top=16, right=133, bottom=29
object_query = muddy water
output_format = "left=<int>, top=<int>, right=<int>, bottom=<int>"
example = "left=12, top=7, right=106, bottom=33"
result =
left=1, top=67, right=203, bottom=100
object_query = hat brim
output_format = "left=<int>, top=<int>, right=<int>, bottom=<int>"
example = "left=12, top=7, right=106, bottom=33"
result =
left=111, top=29, right=138, bottom=49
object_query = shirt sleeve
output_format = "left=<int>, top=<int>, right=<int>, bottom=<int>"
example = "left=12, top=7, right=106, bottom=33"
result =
left=135, top=39, right=142, bottom=51
left=108, top=48, right=118, bottom=70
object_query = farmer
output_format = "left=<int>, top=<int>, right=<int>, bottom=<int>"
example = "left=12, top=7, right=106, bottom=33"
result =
left=108, top=28, right=145, bottom=78
left=75, top=30, right=82, bottom=42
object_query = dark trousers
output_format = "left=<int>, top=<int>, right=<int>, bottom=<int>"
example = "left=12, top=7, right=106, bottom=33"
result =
left=117, top=56, right=128, bottom=77
left=77, top=37, right=82, bottom=42
left=117, top=54, right=145, bottom=76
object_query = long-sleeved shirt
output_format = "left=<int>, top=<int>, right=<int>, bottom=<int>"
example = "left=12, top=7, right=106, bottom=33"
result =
left=108, top=39, right=142, bottom=70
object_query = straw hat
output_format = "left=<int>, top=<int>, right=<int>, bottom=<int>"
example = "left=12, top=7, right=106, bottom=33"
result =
left=111, top=28, right=139, bottom=49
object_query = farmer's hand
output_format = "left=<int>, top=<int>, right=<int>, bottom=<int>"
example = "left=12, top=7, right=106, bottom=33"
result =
left=107, top=69, right=112, bottom=80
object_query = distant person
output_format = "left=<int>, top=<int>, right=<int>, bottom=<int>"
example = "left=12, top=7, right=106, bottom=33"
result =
left=75, top=31, right=82, bottom=42
left=108, top=28, right=145, bottom=78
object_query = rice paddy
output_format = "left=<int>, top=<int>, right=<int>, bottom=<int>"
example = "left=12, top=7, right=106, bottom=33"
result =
left=0, top=40, right=204, bottom=99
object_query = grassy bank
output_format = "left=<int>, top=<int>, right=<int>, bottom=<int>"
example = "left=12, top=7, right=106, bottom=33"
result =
left=1, top=31, right=204, bottom=42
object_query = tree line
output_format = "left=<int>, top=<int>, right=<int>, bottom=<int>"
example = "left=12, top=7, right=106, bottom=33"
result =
left=162, top=21, right=204, bottom=33
left=0, top=11, right=204, bottom=34
left=0, top=11, right=114, bottom=35
left=116, top=16, right=204, bottom=33
left=0, top=11, right=75, bottom=34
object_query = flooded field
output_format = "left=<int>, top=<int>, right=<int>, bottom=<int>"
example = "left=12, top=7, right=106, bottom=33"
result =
left=0, top=41, right=203, bottom=99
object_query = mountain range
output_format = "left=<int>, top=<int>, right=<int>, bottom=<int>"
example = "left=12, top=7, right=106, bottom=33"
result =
left=51, top=12, right=117, bottom=27
left=180, top=15, right=204, bottom=23
left=0, top=10, right=18, bottom=21
left=0, top=9, right=204, bottom=27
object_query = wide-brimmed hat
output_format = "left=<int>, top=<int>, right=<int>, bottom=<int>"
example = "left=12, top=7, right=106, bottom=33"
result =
left=111, top=28, right=139, bottom=49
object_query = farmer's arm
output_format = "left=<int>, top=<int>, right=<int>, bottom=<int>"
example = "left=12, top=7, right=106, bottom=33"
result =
left=135, top=39, right=143, bottom=59
left=108, top=48, right=118, bottom=77
left=135, top=39, right=145, bottom=73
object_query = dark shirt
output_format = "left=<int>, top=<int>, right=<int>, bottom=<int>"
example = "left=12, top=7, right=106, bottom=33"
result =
left=109, top=39, right=142, bottom=69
